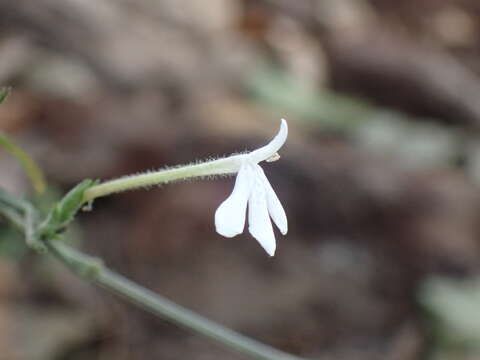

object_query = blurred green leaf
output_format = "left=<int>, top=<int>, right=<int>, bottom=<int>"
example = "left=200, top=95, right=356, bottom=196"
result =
left=419, top=276, right=480, bottom=350
left=0, top=132, right=46, bottom=194
left=0, top=88, right=46, bottom=194
left=0, top=86, right=11, bottom=104
left=247, top=66, right=372, bottom=130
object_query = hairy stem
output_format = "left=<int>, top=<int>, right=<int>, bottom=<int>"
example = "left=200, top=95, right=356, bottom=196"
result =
left=83, top=156, right=243, bottom=202
left=0, top=192, right=305, bottom=360
left=47, top=241, right=303, bottom=360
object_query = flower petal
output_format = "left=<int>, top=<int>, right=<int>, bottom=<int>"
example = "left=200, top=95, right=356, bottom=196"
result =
left=248, top=166, right=276, bottom=256
left=215, top=163, right=251, bottom=237
left=255, top=165, right=288, bottom=235
left=248, top=119, right=288, bottom=164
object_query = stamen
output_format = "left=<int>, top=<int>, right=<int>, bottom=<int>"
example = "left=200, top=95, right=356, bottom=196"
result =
left=265, top=153, right=280, bottom=162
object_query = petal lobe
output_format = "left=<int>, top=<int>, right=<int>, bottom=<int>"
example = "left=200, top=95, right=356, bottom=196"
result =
left=248, top=165, right=276, bottom=256
left=215, top=164, right=251, bottom=237
left=256, top=165, right=288, bottom=235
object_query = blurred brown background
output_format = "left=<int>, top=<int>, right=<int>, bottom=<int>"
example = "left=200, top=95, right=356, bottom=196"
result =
left=1, top=0, right=480, bottom=359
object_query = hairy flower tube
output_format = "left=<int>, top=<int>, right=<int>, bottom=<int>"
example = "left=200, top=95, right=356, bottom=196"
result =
left=83, top=119, right=288, bottom=256
left=215, top=120, right=288, bottom=256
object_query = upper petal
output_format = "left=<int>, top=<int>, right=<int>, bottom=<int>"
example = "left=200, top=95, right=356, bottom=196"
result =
left=255, top=164, right=288, bottom=235
left=215, top=163, right=252, bottom=237
left=247, top=119, right=288, bottom=164
left=248, top=166, right=276, bottom=256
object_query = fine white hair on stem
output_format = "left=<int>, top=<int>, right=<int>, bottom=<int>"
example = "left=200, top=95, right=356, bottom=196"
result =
left=82, top=119, right=289, bottom=257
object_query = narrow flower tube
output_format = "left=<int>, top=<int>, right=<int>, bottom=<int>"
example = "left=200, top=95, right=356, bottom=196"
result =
left=82, top=119, right=289, bottom=256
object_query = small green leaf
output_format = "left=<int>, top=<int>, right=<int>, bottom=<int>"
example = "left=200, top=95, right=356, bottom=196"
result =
left=38, top=179, right=98, bottom=240
left=0, top=87, right=11, bottom=104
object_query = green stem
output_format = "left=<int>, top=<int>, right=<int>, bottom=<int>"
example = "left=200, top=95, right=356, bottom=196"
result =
left=0, top=206, right=24, bottom=230
left=0, top=189, right=46, bottom=252
left=46, top=241, right=304, bottom=360
left=0, top=190, right=305, bottom=360
left=83, top=156, right=241, bottom=202
left=0, top=132, right=46, bottom=194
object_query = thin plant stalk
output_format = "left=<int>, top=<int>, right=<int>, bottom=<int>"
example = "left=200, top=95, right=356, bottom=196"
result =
left=83, top=157, right=239, bottom=202
left=0, top=194, right=305, bottom=360
left=0, top=133, right=46, bottom=194
left=0, top=122, right=305, bottom=359
left=47, top=240, right=304, bottom=360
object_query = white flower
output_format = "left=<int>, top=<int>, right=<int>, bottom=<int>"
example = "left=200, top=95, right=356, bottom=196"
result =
left=215, top=119, right=288, bottom=256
